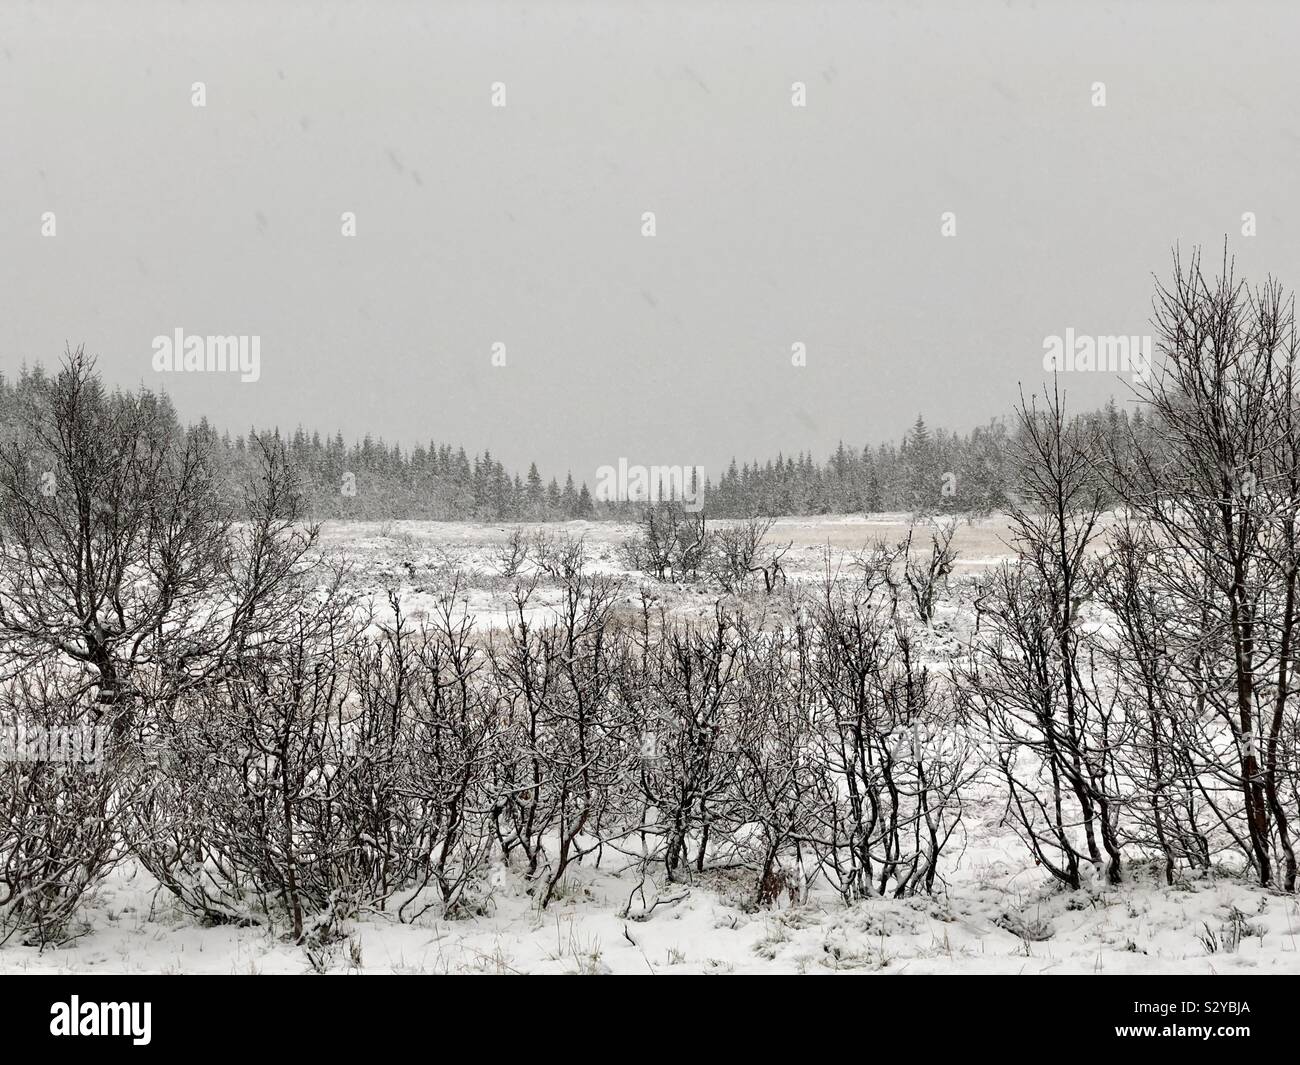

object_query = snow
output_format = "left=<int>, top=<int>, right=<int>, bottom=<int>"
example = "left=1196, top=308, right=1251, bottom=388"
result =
left=5, top=516, right=1296, bottom=975
left=4, top=802, right=1295, bottom=974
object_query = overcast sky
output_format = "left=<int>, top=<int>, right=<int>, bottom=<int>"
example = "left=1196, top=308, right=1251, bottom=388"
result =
left=3, top=0, right=1299, bottom=484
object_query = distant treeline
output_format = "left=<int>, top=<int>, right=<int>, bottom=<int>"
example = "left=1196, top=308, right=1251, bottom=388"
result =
left=0, top=364, right=1160, bottom=520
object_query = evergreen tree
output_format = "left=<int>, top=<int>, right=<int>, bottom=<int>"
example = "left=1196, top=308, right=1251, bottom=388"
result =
left=526, top=462, right=545, bottom=516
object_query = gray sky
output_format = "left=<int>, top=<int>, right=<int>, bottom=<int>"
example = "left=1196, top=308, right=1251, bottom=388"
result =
left=3, top=0, right=1299, bottom=484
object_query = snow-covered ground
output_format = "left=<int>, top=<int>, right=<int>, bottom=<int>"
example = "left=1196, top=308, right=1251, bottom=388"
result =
left=316, top=514, right=1022, bottom=631
left=4, top=516, right=1296, bottom=975
left=4, top=800, right=1295, bottom=974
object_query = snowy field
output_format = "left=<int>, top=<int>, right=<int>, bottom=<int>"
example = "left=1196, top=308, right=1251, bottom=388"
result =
left=3, top=516, right=1297, bottom=975
left=317, top=514, right=1028, bottom=630
left=4, top=798, right=1296, bottom=974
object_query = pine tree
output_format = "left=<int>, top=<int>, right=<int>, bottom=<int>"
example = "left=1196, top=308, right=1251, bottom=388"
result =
left=526, top=462, right=545, bottom=516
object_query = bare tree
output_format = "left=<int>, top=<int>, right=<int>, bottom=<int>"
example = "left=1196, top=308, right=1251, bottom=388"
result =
left=126, top=573, right=364, bottom=939
left=901, top=519, right=959, bottom=625
left=488, top=557, right=633, bottom=907
left=1097, top=521, right=1214, bottom=883
left=807, top=552, right=976, bottom=900
left=1113, top=248, right=1300, bottom=889
left=0, top=665, right=123, bottom=945
left=625, top=604, right=744, bottom=882
left=621, top=501, right=711, bottom=582
left=0, top=350, right=319, bottom=739
left=962, top=385, right=1125, bottom=887
left=708, top=516, right=792, bottom=594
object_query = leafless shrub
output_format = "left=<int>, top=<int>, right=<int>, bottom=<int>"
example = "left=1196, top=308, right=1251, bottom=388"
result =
left=126, top=580, right=366, bottom=938
left=623, top=604, right=745, bottom=883
left=488, top=562, right=634, bottom=908
left=901, top=519, right=958, bottom=624
left=495, top=527, right=530, bottom=578
left=620, top=501, right=711, bottom=582
left=130, top=578, right=506, bottom=935
left=708, top=517, right=791, bottom=594
left=528, top=529, right=587, bottom=582
left=391, top=582, right=500, bottom=920
left=1096, top=522, right=1216, bottom=884
left=805, top=560, right=978, bottom=901
left=960, top=385, right=1125, bottom=889
left=0, top=668, right=124, bottom=946
left=727, top=613, right=821, bottom=908
left=1109, top=247, right=1300, bottom=891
